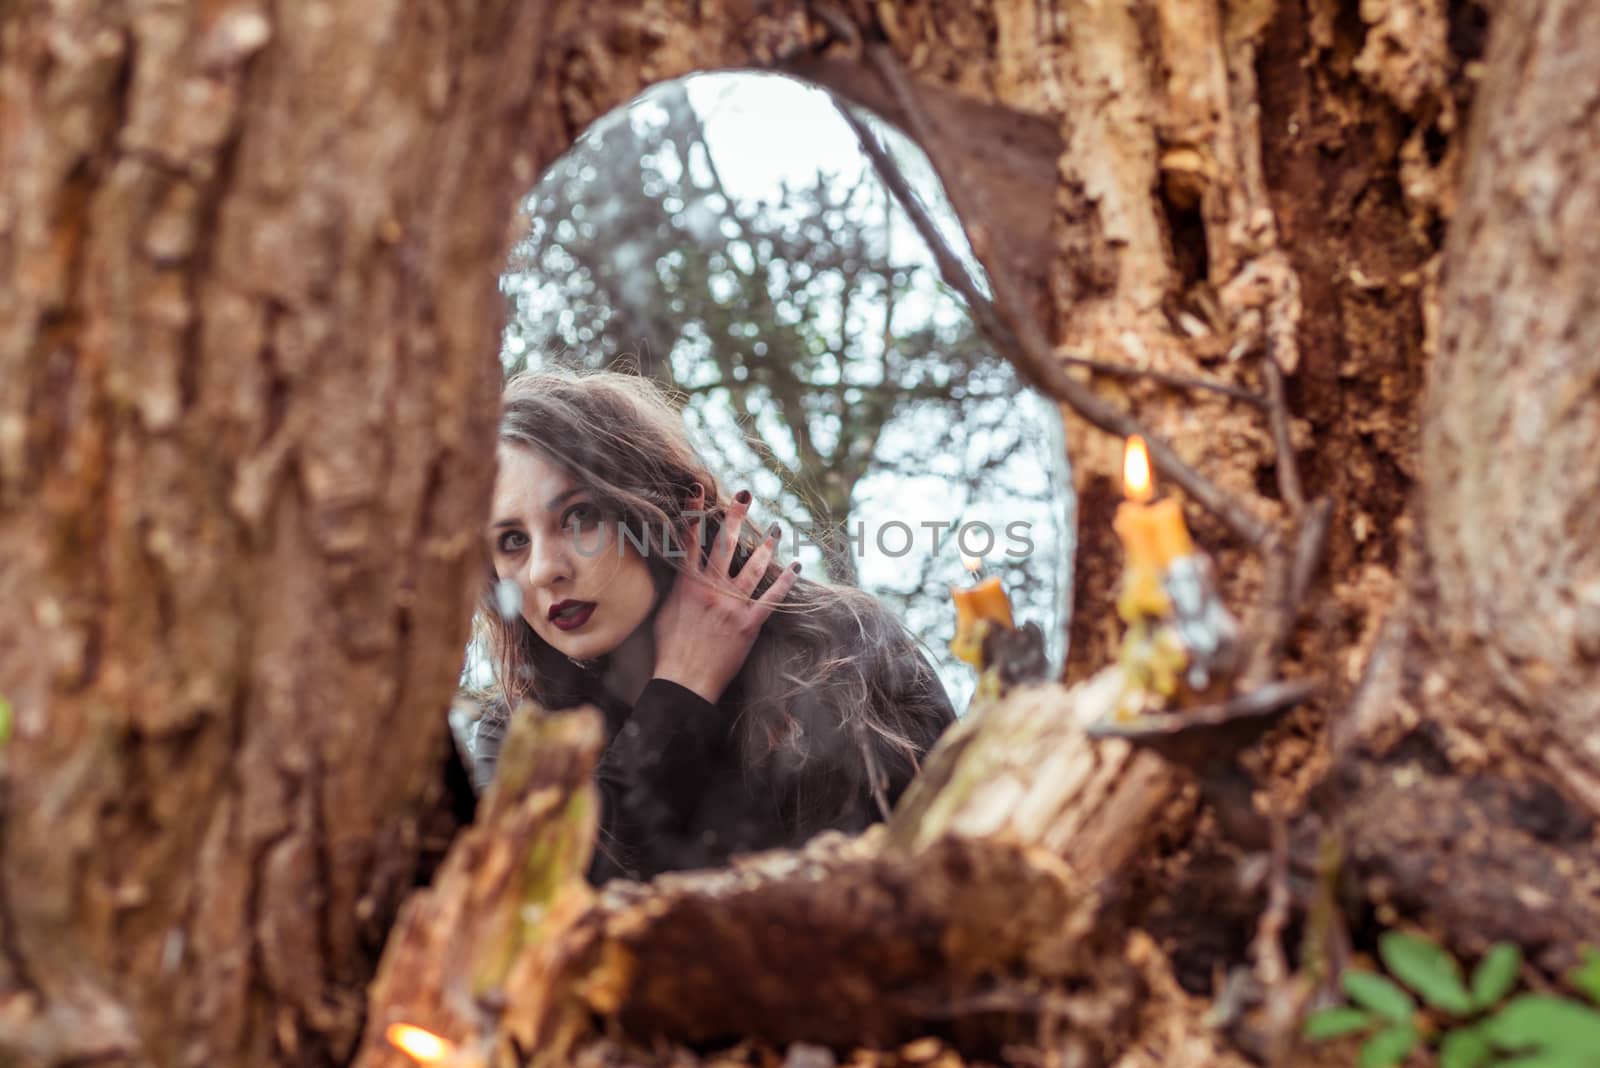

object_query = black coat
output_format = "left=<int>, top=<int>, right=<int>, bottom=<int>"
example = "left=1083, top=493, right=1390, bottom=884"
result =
left=470, top=648, right=954, bottom=884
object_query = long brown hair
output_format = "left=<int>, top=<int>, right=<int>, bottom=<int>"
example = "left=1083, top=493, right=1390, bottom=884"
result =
left=477, top=368, right=950, bottom=831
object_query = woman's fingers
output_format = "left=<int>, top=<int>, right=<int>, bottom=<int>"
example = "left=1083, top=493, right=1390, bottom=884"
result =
left=755, top=560, right=802, bottom=611
left=734, top=522, right=783, bottom=596
left=681, top=483, right=706, bottom=568
left=708, top=488, right=750, bottom=578
left=739, top=560, right=799, bottom=635
left=687, top=489, right=798, bottom=615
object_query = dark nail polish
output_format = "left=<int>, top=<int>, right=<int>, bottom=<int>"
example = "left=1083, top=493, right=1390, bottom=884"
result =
left=768, top=522, right=781, bottom=539
left=735, top=489, right=751, bottom=504
left=790, top=561, right=802, bottom=574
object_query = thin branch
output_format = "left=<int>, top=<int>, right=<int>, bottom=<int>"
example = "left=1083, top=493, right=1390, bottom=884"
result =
left=1058, top=350, right=1268, bottom=407
left=1260, top=346, right=1305, bottom=512
left=1286, top=497, right=1332, bottom=610
left=1242, top=534, right=1292, bottom=690
left=833, top=80, right=1270, bottom=548
left=1251, top=811, right=1303, bottom=1064
left=738, top=407, right=808, bottom=492
left=1252, top=813, right=1291, bottom=991
left=1084, top=678, right=1320, bottom=744
left=1241, top=497, right=1331, bottom=688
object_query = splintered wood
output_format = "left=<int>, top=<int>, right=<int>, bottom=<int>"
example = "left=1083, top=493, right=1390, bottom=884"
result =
left=354, top=673, right=1194, bottom=1068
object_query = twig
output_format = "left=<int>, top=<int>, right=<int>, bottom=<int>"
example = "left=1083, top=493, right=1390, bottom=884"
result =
left=1251, top=811, right=1303, bottom=1065
left=1060, top=350, right=1268, bottom=407
left=1252, top=813, right=1291, bottom=988
left=836, top=98, right=1271, bottom=548
left=1084, top=678, right=1320, bottom=744
left=1242, top=498, right=1331, bottom=687
left=1286, top=497, right=1332, bottom=609
left=1086, top=678, right=1319, bottom=853
left=1303, top=828, right=1352, bottom=1000
left=1241, top=533, right=1291, bottom=690
left=1260, top=346, right=1305, bottom=512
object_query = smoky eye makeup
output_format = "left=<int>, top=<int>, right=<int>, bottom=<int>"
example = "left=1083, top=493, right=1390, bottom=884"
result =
left=494, top=529, right=529, bottom=554
left=559, top=500, right=604, bottom=529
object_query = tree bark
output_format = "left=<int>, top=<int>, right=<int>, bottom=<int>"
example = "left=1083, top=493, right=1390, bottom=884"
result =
left=1332, top=0, right=1600, bottom=973
left=0, top=4, right=544, bottom=1064
left=5, top=0, right=1596, bottom=1065
left=353, top=682, right=1213, bottom=1068
left=1422, top=0, right=1600, bottom=798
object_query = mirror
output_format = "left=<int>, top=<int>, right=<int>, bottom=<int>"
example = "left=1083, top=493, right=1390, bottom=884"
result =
left=488, top=71, right=1074, bottom=704
left=459, top=71, right=1075, bottom=876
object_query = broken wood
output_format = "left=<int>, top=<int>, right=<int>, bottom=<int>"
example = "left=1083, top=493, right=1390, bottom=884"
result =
left=353, top=672, right=1212, bottom=1068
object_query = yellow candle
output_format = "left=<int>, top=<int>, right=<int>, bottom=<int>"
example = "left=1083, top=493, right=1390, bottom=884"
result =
left=1113, top=436, right=1194, bottom=619
left=950, top=574, right=1014, bottom=667
left=953, top=576, right=1014, bottom=631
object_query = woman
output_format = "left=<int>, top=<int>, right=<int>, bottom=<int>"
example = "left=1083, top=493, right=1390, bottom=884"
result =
left=472, top=369, right=955, bottom=884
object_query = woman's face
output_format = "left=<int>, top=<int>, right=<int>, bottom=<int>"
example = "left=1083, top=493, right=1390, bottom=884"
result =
left=488, top=444, right=658, bottom=661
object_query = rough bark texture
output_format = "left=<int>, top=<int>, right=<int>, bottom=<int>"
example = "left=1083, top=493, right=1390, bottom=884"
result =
left=353, top=690, right=1222, bottom=1068
left=1422, top=0, right=1600, bottom=800
left=5, top=0, right=1597, bottom=1065
left=1330, top=0, right=1600, bottom=973
left=0, top=4, right=544, bottom=1065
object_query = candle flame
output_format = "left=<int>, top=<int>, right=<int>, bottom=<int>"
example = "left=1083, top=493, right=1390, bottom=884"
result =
left=386, top=1023, right=455, bottom=1065
left=960, top=552, right=983, bottom=574
left=1123, top=436, right=1154, bottom=503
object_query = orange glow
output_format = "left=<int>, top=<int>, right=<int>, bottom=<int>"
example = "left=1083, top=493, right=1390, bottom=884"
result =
left=386, top=1024, right=454, bottom=1065
left=1123, top=436, right=1154, bottom=503
left=950, top=574, right=1015, bottom=667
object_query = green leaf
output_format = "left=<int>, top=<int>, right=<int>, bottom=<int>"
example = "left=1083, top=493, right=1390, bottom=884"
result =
left=1304, top=1006, right=1375, bottom=1041
left=1494, top=1054, right=1597, bottom=1068
left=1344, top=970, right=1418, bottom=1023
left=1380, top=931, right=1475, bottom=1015
left=1357, top=1024, right=1419, bottom=1068
left=1438, top=1027, right=1491, bottom=1068
left=1471, top=943, right=1523, bottom=1009
left=1482, top=994, right=1600, bottom=1053
left=1568, top=947, right=1600, bottom=1006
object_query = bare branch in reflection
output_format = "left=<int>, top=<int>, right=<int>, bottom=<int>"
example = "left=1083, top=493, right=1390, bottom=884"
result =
left=834, top=86, right=1270, bottom=550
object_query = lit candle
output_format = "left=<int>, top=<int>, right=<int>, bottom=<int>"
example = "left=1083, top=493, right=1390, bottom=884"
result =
left=386, top=1024, right=484, bottom=1068
left=1113, top=436, right=1194, bottom=621
left=950, top=552, right=1014, bottom=667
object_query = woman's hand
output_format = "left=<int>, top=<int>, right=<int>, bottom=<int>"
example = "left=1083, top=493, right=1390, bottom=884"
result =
left=651, top=486, right=801, bottom=704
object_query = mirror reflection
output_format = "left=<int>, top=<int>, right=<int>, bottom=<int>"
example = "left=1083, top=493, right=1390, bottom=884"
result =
left=458, top=72, right=1074, bottom=883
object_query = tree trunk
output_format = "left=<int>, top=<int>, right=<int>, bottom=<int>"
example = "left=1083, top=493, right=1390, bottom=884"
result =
left=4, top=0, right=1594, bottom=1065
left=1332, top=0, right=1600, bottom=972
left=1422, top=0, right=1600, bottom=797
left=0, top=4, right=545, bottom=1064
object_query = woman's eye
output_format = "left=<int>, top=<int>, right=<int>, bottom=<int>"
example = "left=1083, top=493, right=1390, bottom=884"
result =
left=496, top=530, right=529, bottom=554
left=561, top=503, right=601, bottom=530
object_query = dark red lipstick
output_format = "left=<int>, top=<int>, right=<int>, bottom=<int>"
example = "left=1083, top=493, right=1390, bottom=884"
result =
left=548, top=599, right=595, bottom=631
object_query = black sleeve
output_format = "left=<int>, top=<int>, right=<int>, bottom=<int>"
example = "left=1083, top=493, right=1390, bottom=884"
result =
left=596, top=678, right=728, bottom=820
left=589, top=679, right=731, bottom=882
